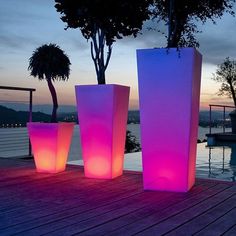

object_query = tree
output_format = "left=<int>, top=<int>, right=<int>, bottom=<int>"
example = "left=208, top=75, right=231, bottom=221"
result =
left=125, top=130, right=141, bottom=153
left=153, top=0, right=235, bottom=47
left=54, top=0, right=153, bottom=84
left=212, top=57, right=236, bottom=106
left=28, top=44, right=71, bottom=123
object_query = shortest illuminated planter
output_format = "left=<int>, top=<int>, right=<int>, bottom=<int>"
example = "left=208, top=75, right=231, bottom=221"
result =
left=75, top=84, right=130, bottom=179
left=27, top=122, right=74, bottom=173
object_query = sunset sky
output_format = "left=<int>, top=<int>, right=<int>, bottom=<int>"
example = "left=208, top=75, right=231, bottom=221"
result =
left=1, top=0, right=236, bottom=112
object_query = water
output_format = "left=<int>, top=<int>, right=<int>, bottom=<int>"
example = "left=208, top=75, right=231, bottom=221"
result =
left=1, top=125, right=236, bottom=182
left=197, top=143, right=236, bottom=182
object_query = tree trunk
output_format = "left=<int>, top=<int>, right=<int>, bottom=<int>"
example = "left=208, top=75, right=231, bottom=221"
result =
left=167, top=0, right=188, bottom=48
left=167, top=26, right=182, bottom=48
left=47, top=78, right=58, bottom=123
left=167, top=0, right=174, bottom=47
left=90, top=27, right=112, bottom=85
left=167, top=0, right=182, bottom=48
left=98, top=70, right=106, bottom=84
left=229, top=82, right=236, bottom=107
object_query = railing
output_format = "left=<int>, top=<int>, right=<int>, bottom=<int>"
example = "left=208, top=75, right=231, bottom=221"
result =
left=208, top=146, right=226, bottom=177
left=0, top=86, right=36, bottom=157
left=209, top=104, right=236, bottom=134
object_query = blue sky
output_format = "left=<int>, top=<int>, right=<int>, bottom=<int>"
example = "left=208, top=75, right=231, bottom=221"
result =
left=1, top=0, right=236, bottom=112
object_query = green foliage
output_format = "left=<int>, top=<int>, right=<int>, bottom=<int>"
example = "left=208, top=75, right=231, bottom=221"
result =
left=55, top=0, right=152, bottom=46
left=54, top=0, right=153, bottom=84
left=125, top=130, right=141, bottom=153
left=153, top=0, right=235, bottom=47
left=212, top=57, right=236, bottom=106
left=28, top=44, right=71, bottom=122
left=28, top=44, right=71, bottom=81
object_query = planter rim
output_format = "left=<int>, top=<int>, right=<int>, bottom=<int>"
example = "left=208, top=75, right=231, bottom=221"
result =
left=136, top=47, right=201, bottom=55
left=75, top=84, right=129, bottom=89
left=27, top=122, right=75, bottom=126
left=137, top=47, right=197, bottom=50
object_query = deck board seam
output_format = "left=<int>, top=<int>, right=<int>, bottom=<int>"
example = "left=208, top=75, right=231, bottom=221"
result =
left=161, top=194, right=236, bottom=235
left=24, top=183, right=219, bottom=235
left=119, top=184, right=233, bottom=236
left=192, top=206, right=236, bottom=236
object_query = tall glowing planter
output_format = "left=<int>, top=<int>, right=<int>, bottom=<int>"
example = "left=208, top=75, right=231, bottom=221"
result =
left=137, top=48, right=202, bottom=192
left=75, top=84, right=130, bottom=179
left=27, top=122, right=74, bottom=173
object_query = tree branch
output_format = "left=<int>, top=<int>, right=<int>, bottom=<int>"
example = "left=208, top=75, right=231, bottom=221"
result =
left=104, top=45, right=112, bottom=70
left=90, top=41, right=99, bottom=80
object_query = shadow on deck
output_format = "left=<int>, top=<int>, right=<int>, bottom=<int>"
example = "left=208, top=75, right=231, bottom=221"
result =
left=0, top=158, right=236, bottom=236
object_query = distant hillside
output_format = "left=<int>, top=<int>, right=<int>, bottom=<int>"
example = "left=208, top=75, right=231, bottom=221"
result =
left=57, top=110, right=141, bottom=124
left=0, top=105, right=51, bottom=127
left=0, top=105, right=232, bottom=127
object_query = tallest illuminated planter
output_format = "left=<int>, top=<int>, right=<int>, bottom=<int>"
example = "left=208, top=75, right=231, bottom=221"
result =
left=137, top=48, right=202, bottom=192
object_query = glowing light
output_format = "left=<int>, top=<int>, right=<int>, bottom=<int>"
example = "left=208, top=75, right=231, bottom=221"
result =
left=27, top=122, right=74, bottom=173
left=75, top=84, right=130, bottom=179
left=137, top=48, right=202, bottom=192
left=85, top=157, right=110, bottom=178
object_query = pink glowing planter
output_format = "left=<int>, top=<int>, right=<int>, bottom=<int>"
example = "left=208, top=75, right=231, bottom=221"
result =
left=75, top=84, right=130, bottom=179
left=137, top=48, right=202, bottom=192
left=27, top=122, right=74, bottom=173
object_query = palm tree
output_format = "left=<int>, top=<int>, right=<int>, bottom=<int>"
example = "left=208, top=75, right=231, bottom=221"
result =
left=28, top=44, right=71, bottom=123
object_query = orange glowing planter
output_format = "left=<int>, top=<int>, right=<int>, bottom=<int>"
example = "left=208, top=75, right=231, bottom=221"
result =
left=75, top=84, right=130, bottom=179
left=27, top=122, right=74, bottom=173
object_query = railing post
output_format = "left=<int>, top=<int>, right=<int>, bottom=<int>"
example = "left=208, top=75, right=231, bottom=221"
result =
left=29, top=91, right=33, bottom=122
left=223, top=106, right=226, bottom=133
left=222, top=146, right=225, bottom=173
left=28, top=90, right=33, bottom=156
left=0, top=86, right=35, bottom=158
left=209, top=105, right=212, bottom=134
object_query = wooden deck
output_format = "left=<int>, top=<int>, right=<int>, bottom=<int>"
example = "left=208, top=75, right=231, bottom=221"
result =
left=0, top=158, right=236, bottom=236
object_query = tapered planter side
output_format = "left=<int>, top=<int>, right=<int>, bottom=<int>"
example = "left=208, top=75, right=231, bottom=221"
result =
left=137, top=48, right=202, bottom=192
left=75, top=84, right=130, bottom=179
left=27, top=122, right=74, bottom=173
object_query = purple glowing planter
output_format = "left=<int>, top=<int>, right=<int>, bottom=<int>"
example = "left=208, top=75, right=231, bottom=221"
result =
left=137, top=48, right=202, bottom=192
left=75, top=84, right=130, bottom=179
left=27, top=122, right=74, bottom=173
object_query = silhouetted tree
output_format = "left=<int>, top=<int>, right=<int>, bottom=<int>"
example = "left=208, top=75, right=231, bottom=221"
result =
left=125, top=130, right=141, bottom=153
left=28, top=44, right=71, bottom=122
left=212, top=57, right=236, bottom=106
left=153, top=0, right=235, bottom=47
left=55, top=0, right=152, bottom=84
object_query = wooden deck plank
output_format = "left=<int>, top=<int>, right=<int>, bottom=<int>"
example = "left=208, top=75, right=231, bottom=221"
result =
left=0, top=173, right=140, bottom=211
left=0, top=185, right=144, bottom=235
left=0, top=158, right=235, bottom=236
left=0, top=165, right=138, bottom=200
left=25, top=183, right=222, bottom=236
left=0, top=174, right=143, bottom=234
left=0, top=170, right=141, bottom=209
left=165, top=194, right=236, bottom=236
left=134, top=188, right=236, bottom=236
left=194, top=207, right=236, bottom=236
left=14, top=191, right=172, bottom=235
left=223, top=224, right=236, bottom=236
left=101, top=183, right=231, bottom=236
left=72, top=184, right=215, bottom=236
left=0, top=175, right=141, bottom=225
